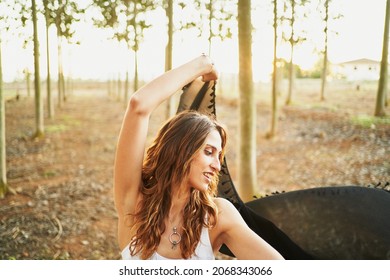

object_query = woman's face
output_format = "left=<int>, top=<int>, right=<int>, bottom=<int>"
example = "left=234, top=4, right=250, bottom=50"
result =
left=186, top=129, right=222, bottom=192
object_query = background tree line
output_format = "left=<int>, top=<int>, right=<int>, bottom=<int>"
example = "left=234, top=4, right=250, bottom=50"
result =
left=0, top=0, right=388, bottom=200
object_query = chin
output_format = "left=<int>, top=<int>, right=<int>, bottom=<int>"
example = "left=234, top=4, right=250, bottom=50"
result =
left=193, top=184, right=209, bottom=192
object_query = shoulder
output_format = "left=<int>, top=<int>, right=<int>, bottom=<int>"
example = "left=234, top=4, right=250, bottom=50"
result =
left=214, top=197, right=239, bottom=214
left=213, top=198, right=244, bottom=229
left=214, top=197, right=234, bottom=210
left=210, top=197, right=248, bottom=252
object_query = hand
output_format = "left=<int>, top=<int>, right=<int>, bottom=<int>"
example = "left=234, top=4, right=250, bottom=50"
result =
left=200, top=54, right=218, bottom=82
left=202, top=66, right=218, bottom=82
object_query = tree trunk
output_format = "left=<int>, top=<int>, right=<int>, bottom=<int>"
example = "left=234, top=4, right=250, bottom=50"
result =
left=133, top=3, right=139, bottom=94
left=320, top=50, right=328, bottom=101
left=165, top=0, right=174, bottom=119
left=0, top=38, right=7, bottom=198
left=285, top=0, right=296, bottom=106
left=238, top=0, right=256, bottom=201
left=45, top=6, right=54, bottom=118
left=25, top=69, right=31, bottom=97
left=375, top=0, right=390, bottom=117
left=208, top=0, right=214, bottom=56
left=285, top=46, right=294, bottom=105
left=124, top=69, right=129, bottom=105
left=61, top=70, right=66, bottom=102
left=57, top=36, right=63, bottom=108
left=117, top=73, right=121, bottom=102
left=320, top=0, right=329, bottom=102
left=133, top=50, right=139, bottom=92
left=32, top=0, right=44, bottom=138
left=268, top=0, right=278, bottom=139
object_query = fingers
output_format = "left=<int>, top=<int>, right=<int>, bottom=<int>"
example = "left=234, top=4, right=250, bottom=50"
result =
left=200, top=53, right=218, bottom=82
left=202, top=68, right=218, bottom=82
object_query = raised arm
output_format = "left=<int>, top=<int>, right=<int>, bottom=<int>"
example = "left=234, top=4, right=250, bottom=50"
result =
left=114, top=55, right=216, bottom=248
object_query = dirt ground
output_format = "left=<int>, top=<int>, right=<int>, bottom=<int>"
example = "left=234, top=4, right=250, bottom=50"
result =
left=1, top=79, right=389, bottom=259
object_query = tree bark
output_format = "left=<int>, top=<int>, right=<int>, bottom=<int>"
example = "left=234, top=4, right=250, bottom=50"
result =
left=320, top=0, right=329, bottom=102
left=57, top=36, right=63, bottom=108
left=268, top=0, right=278, bottom=139
left=165, top=0, right=174, bottom=119
left=32, top=0, right=44, bottom=138
left=238, top=0, right=257, bottom=201
left=133, top=50, right=139, bottom=92
left=45, top=5, right=54, bottom=118
left=0, top=37, right=7, bottom=198
left=285, top=0, right=296, bottom=106
left=133, top=3, right=139, bottom=93
left=375, top=0, right=390, bottom=117
left=124, top=69, right=129, bottom=104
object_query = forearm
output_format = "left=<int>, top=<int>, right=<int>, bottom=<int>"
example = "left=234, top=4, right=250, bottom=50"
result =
left=129, top=55, right=213, bottom=116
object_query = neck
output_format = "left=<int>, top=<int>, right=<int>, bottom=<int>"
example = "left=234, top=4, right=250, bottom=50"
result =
left=168, top=186, right=190, bottom=224
left=171, top=183, right=190, bottom=207
left=168, top=200, right=186, bottom=224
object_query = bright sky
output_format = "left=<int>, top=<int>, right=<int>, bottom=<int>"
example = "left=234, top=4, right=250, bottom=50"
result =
left=1, top=0, right=387, bottom=83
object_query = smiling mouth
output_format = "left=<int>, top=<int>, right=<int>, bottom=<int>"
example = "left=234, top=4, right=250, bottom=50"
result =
left=203, top=172, right=214, bottom=181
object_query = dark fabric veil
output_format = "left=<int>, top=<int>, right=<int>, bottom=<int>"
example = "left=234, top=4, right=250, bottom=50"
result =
left=177, top=78, right=390, bottom=260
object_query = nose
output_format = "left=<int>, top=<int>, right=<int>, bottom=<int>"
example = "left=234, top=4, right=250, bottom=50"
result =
left=211, top=156, right=221, bottom=172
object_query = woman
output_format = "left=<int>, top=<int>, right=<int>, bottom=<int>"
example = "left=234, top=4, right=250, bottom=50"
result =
left=114, top=54, right=284, bottom=260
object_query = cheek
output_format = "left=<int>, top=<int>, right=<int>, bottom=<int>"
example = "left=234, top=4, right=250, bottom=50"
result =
left=189, top=159, right=202, bottom=176
left=192, top=156, right=208, bottom=171
left=188, top=158, right=207, bottom=181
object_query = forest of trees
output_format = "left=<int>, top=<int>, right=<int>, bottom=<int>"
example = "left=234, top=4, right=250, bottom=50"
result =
left=0, top=0, right=388, bottom=200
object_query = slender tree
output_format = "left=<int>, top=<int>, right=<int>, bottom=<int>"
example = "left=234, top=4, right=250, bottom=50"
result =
left=32, top=0, right=44, bottom=138
left=165, top=0, right=175, bottom=118
left=0, top=0, right=31, bottom=196
left=194, top=0, right=235, bottom=56
left=0, top=35, right=7, bottom=198
left=117, top=72, right=122, bottom=102
left=375, top=0, right=390, bottom=117
left=318, top=0, right=341, bottom=102
left=320, top=0, right=329, bottom=101
left=238, top=0, right=256, bottom=201
left=93, top=0, right=155, bottom=104
left=163, top=0, right=234, bottom=118
left=43, top=0, right=54, bottom=118
left=267, top=0, right=279, bottom=139
left=24, top=68, right=31, bottom=97
left=13, top=0, right=34, bottom=99
left=282, top=0, right=309, bottom=105
left=45, top=0, right=83, bottom=108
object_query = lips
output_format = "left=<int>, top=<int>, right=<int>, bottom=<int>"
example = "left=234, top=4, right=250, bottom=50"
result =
left=203, top=172, right=214, bottom=182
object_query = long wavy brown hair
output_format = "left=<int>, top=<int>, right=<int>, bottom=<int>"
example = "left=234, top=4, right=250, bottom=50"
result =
left=129, top=110, right=227, bottom=259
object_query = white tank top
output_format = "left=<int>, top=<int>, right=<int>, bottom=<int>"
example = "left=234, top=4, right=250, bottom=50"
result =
left=121, top=227, right=215, bottom=260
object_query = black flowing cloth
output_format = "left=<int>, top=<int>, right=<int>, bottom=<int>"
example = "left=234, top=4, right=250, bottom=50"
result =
left=177, top=78, right=390, bottom=260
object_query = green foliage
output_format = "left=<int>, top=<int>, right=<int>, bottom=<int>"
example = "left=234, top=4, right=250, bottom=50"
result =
left=193, top=0, right=237, bottom=41
left=281, top=0, right=311, bottom=46
left=92, top=0, right=118, bottom=28
left=44, top=0, right=85, bottom=43
left=307, top=103, right=338, bottom=112
left=351, top=115, right=390, bottom=128
left=45, top=124, right=68, bottom=133
left=276, top=57, right=325, bottom=79
left=43, top=170, right=56, bottom=178
left=61, top=114, right=80, bottom=125
left=92, top=0, right=155, bottom=52
left=299, top=58, right=326, bottom=79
